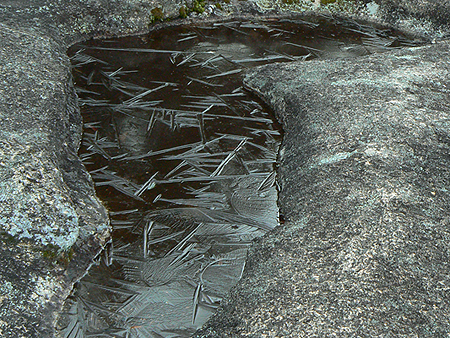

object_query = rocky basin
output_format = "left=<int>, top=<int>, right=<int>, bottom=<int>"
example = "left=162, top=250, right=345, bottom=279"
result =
left=0, top=0, right=449, bottom=337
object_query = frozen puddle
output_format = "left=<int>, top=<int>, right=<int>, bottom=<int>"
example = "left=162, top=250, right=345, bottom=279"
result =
left=58, top=16, right=422, bottom=337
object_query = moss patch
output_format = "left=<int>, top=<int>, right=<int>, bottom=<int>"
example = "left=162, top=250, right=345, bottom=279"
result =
left=0, top=230, right=75, bottom=266
left=41, top=244, right=74, bottom=265
left=179, top=5, right=188, bottom=18
left=177, top=0, right=207, bottom=19
left=149, top=7, right=164, bottom=24
left=192, top=0, right=206, bottom=13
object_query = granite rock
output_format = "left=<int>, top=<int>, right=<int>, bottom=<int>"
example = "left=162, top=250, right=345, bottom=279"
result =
left=0, top=17, right=110, bottom=338
left=193, top=39, right=450, bottom=337
left=376, top=0, right=450, bottom=32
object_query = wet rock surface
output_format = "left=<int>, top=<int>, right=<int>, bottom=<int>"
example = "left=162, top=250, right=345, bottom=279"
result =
left=193, top=40, right=450, bottom=336
left=0, top=0, right=450, bottom=337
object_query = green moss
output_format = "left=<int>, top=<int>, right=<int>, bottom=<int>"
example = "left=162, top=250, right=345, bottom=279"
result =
left=42, top=248, right=57, bottom=259
left=149, top=7, right=164, bottom=24
left=215, top=2, right=223, bottom=10
left=178, top=0, right=207, bottom=18
left=60, top=247, right=75, bottom=265
left=41, top=244, right=74, bottom=265
left=321, top=0, right=337, bottom=3
left=192, top=0, right=206, bottom=13
left=179, top=5, right=188, bottom=18
left=0, top=231, right=74, bottom=266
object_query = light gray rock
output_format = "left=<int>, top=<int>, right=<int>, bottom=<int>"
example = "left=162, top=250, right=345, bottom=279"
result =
left=193, top=39, right=450, bottom=337
left=376, top=0, right=450, bottom=32
left=1, top=0, right=450, bottom=337
left=0, top=22, right=109, bottom=338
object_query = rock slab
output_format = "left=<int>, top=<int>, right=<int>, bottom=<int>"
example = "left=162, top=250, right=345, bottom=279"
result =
left=194, top=41, right=450, bottom=336
left=0, top=22, right=110, bottom=338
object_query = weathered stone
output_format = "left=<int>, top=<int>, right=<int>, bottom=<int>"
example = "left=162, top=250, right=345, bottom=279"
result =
left=193, top=40, right=450, bottom=337
left=0, top=23, right=109, bottom=338
left=376, top=0, right=450, bottom=31
left=1, top=0, right=450, bottom=336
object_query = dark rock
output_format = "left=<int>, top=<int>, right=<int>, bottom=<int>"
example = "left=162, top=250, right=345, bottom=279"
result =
left=1, top=0, right=450, bottom=337
left=193, top=40, right=450, bottom=337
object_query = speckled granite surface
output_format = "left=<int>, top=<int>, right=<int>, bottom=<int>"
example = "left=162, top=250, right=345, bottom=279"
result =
left=194, top=40, right=450, bottom=337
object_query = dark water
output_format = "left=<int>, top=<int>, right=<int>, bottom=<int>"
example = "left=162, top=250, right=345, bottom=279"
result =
left=58, top=16, right=423, bottom=338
